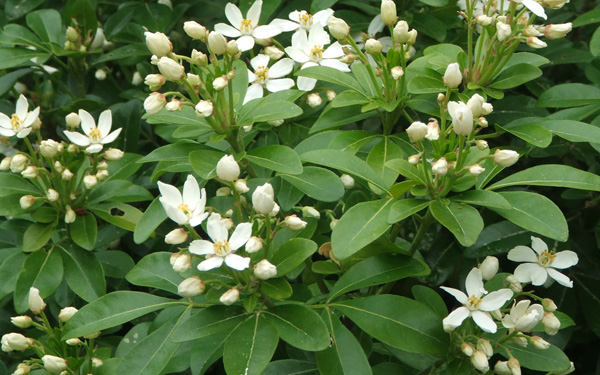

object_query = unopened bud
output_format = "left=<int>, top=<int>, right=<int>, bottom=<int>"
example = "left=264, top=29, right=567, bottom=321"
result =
left=144, top=92, right=167, bottom=115
left=216, top=155, right=240, bottom=181
left=265, top=46, right=284, bottom=60
left=307, top=93, right=323, bottom=107
left=178, top=276, right=205, bottom=297
left=327, top=16, right=350, bottom=41
left=542, top=312, right=560, bottom=335
left=46, top=189, right=59, bottom=202
left=508, top=358, right=521, bottom=375
left=393, top=20, right=410, bottom=43
left=157, top=57, right=185, bottom=81
left=0, top=157, right=11, bottom=170
left=28, top=287, right=46, bottom=314
left=302, top=206, right=320, bottom=218
left=58, top=307, right=78, bottom=322
left=183, top=21, right=208, bottom=40
left=542, top=298, right=557, bottom=312
left=476, top=140, right=489, bottom=150
left=326, top=90, right=336, bottom=101
left=11, top=316, right=33, bottom=329
left=95, top=69, right=107, bottom=80
left=246, top=236, right=263, bottom=253
left=365, top=38, right=383, bottom=54
left=144, top=74, right=166, bottom=91
left=195, top=100, right=213, bottom=117
left=470, top=350, right=489, bottom=372
left=220, top=288, right=240, bottom=305
left=505, top=274, right=523, bottom=293
left=165, top=228, right=188, bottom=245
left=391, top=66, right=404, bottom=80
left=443, top=63, right=462, bottom=89
left=461, top=342, right=474, bottom=356
left=285, top=214, right=307, bottom=230
left=208, top=32, right=228, bottom=55
left=104, top=147, right=124, bottom=161
left=254, top=259, right=278, bottom=280
left=166, top=99, right=183, bottom=112
left=64, top=206, right=76, bottom=224
left=66, top=26, right=79, bottom=42
left=408, top=153, right=421, bottom=165
left=530, top=336, right=551, bottom=350
left=478, top=256, right=498, bottom=280
left=83, top=175, right=98, bottom=189
left=21, top=166, right=38, bottom=179
left=20, top=195, right=35, bottom=209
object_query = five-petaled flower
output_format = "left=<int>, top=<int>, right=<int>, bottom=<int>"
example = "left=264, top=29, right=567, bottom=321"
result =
left=244, top=54, right=295, bottom=104
left=441, top=268, right=513, bottom=333
left=214, top=0, right=282, bottom=51
left=189, top=213, right=252, bottom=271
left=270, top=8, right=334, bottom=35
left=0, top=95, right=40, bottom=139
left=63, top=109, right=121, bottom=153
left=508, top=236, right=578, bottom=288
left=158, top=175, right=208, bottom=227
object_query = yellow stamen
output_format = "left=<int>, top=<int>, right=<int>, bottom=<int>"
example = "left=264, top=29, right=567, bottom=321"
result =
left=89, top=127, right=102, bottom=142
left=540, top=249, right=556, bottom=266
left=467, top=295, right=482, bottom=309
left=241, top=19, right=253, bottom=33
left=299, top=11, right=313, bottom=28
left=213, top=240, right=230, bottom=256
left=10, top=114, right=21, bottom=131
left=311, top=45, right=324, bottom=60
left=178, top=203, right=192, bottom=217
left=256, top=66, right=269, bottom=82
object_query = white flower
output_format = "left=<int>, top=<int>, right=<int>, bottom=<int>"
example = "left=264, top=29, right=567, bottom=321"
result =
left=1, top=333, right=31, bottom=352
left=441, top=268, right=513, bottom=333
left=214, top=1, right=282, bottom=51
left=406, top=121, right=428, bottom=142
left=216, top=155, right=241, bottom=181
left=28, top=287, right=46, bottom=314
left=285, top=23, right=349, bottom=91
left=63, top=109, right=121, bottom=154
left=448, top=101, right=474, bottom=136
left=513, top=0, right=547, bottom=19
left=42, top=355, right=68, bottom=373
left=195, top=100, right=214, bottom=117
left=158, top=175, right=208, bottom=227
left=189, top=213, right=252, bottom=271
left=270, top=8, right=333, bottom=35
left=443, top=63, right=462, bottom=89
left=244, top=54, right=295, bottom=104
left=0, top=95, right=40, bottom=138
left=252, top=183, right=275, bottom=214
left=502, top=300, right=543, bottom=332
left=507, top=236, right=578, bottom=288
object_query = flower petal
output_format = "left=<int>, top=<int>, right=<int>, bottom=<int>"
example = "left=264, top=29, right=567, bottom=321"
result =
left=514, top=263, right=548, bottom=285
left=100, top=128, right=122, bottom=145
left=269, top=58, right=294, bottom=77
left=472, top=311, right=497, bottom=333
left=443, top=306, right=470, bottom=330
left=0, top=127, right=15, bottom=137
left=270, top=18, right=298, bottom=32
left=0, top=113, right=12, bottom=129
left=183, top=175, right=200, bottom=211
left=198, top=256, right=224, bottom=271
left=547, top=268, right=573, bottom=288
left=253, top=25, right=282, bottom=39
left=189, top=211, right=209, bottom=227
left=97, top=110, right=112, bottom=137
left=16, top=128, right=32, bottom=138
left=236, top=35, right=255, bottom=51
left=479, top=289, right=513, bottom=311
left=320, top=58, right=351, bottom=72
left=368, top=15, right=385, bottom=36
left=508, top=245, right=538, bottom=263
left=530, top=236, right=548, bottom=255
left=266, top=78, right=295, bottom=93
left=247, top=0, right=262, bottom=26
left=78, top=109, right=96, bottom=136
left=314, top=9, right=334, bottom=26
left=214, top=23, right=242, bottom=37
left=307, top=24, right=330, bottom=47
left=551, top=250, right=578, bottom=269
left=322, top=41, right=344, bottom=58
left=224, top=253, right=251, bottom=270
left=157, top=181, right=182, bottom=206
left=243, top=83, right=264, bottom=104
left=207, top=213, right=227, bottom=242
left=250, top=54, right=270, bottom=71
left=224, top=3, right=243, bottom=30
left=63, top=131, right=91, bottom=147
left=229, top=222, right=253, bottom=250
left=22, top=107, right=40, bottom=128
left=523, top=0, right=547, bottom=19
left=465, top=268, right=485, bottom=298
left=15, top=95, right=28, bottom=119
left=189, top=240, right=215, bottom=255
left=512, top=300, right=531, bottom=318
left=159, top=199, right=187, bottom=225
left=284, top=47, right=310, bottom=63
left=440, top=286, right=467, bottom=305
left=297, top=76, right=317, bottom=91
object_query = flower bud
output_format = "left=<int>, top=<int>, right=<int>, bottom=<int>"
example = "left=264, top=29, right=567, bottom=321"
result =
left=254, top=259, right=278, bottom=280
left=252, top=183, right=275, bottom=215
left=523, top=25, right=541, bottom=37
left=542, top=298, right=557, bottom=312
left=11, top=316, right=33, bottom=329
left=83, top=175, right=98, bottom=189
left=234, top=179, right=250, bottom=193
left=92, top=357, right=103, bottom=368
left=95, top=69, right=107, bottom=80
left=171, top=253, right=192, bottom=272
left=178, top=276, right=205, bottom=297
left=494, top=361, right=512, bottom=375
left=20, top=195, right=35, bottom=210
left=406, top=121, right=428, bottom=142
left=505, top=274, right=523, bottom=293
left=208, top=32, right=228, bottom=55
left=28, top=287, right=46, bottom=314
left=285, top=214, right=307, bottom=231
left=213, top=76, right=229, bottom=90
left=66, top=338, right=82, bottom=346
left=476, top=140, right=488, bottom=150
left=216, top=155, right=240, bottom=181
left=21, top=166, right=38, bottom=179
left=59, top=168, right=73, bottom=181
left=84, top=331, right=101, bottom=339
left=327, top=16, right=350, bottom=41
left=66, top=26, right=79, bottom=42
left=0, top=157, right=11, bottom=170
left=461, top=342, right=474, bottom=357
left=1, top=333, right=31, bottom=352
left=391, top=66, right=404, bottom=80
left=269, top=202, right=280, bottom=217
left=64, top=206, right=76, bottom=224
left=307, top=93, right=323, bottom=107
left=183, top=21, right=208, bottom=40
left=340, top=54, right=355, bottom=64
left=302, top=206, right=320, bottom=218
left=195, top=100, right=214, bottom=117
left=144, top=92, right=167, bottom=115
left=144, top=74, right=166, bottom=91
left=393, top=20, right=410, bottom=43
left=42, top=355, right=68, bottom=373
left=555, top=362, right=575, bottom=375
left=10, top=154, right=28, bottom=173
left=157, top=57, right=185, bottom=81
left=220, top=288, right=240, bottom=305
left=426, top=121, right=440, bottom=141
left=476, top=15, right=492, bottom=26
left=477, top=338, right=493, bottom=358
left=40, top=139, right=61, bottom=158
left=542, top=312, right=560, bottom=335
left=527, top=36, right=547, bottom=49
left=104, top=147, right=124, bottom=161
left=448, top=101, right=473, bottom=136
left=46, top=188, right=59, bottom=202
left=407, top=29, right=418, bottom=45
left=340, top=174, right=355, bottom=189
left=216, top=187, right=232, bottom=196
left=325, top=90, right=336, bottom=102
left=165, top=228, right=188, bottom=245
left=508, top=358, right=521, bottom=375
left=145, top=31, right=172, bottom=57
left=432, top=158, right=448, bottom=176
left=494, top=149, right=519, bottom=167
left=246, top=236, right=263, bottom=253
left=365, top=38, right=383, bottom=54
left=544, top=23, right=572, bottom=40
left=530, top=336, right=551, bottom=350
left=470, top=350, right=489, bottom=372
left=408, top=153, right=421, bottom=165
left=496, top=22, right=512, bottom=42
left=131, top=71, right=143, bottom=85
left=58, top=307, right=78, bottom=322
left=468, top=163, right=485, bottom=176
left=478, top=256, right=499, bottom=280
left=226, top=40, right=240, bottom=56
left=191, top=49, right=208, bottom=67
left=381, top=0, right=398, bottom=26
left=330, top=218, right=338, bottom=230
left=265, top=46, right=284, bottom=60
left=13, top=363, right=30, bottom=375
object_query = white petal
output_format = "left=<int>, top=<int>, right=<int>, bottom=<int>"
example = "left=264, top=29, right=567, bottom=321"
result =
left=523, top=0, right=547, bottom=19
left=512, top=300, right=531, bottom=317
left=157, top=181, right=182, bottom=206
left=22, top=107, right=40, bottom=128
left=270, top=18, right=299, bottom=32
left=508, top=245, right=538, bottom=263
left=447, top=101, right=460, bottom=119
left=247, top=69, right=257, bottom=84
left=198, top=256, right=224, bottom=271
left=530, top=236, right=548, bottom=255
left=440, top=286, right=468, bottom=304
left=160, top=199, right=188, bottom=225
left=308, top=24, right=330, bottom=47
left=15, top=95, right=28, bottom=119
left=229, top=222, right=253, bottom=250
left=323, top=42, right=345, bottom=58
left=97, top=109, right=112, bottom=137
left=297, top=76, right=316, bottom=91
left=514, top=263, right=548, bottom=285
left=16, top=128, right=32, bottom=138
left=265, top=78, right=295, bottom=93
left=0, top=127, right=15, bottom=137
left=247, top=0, right=262, bottom=26
left=547, top=268, right=573, bottom=288
left=100, top=128, right=122, bottom=144
left=465, top=268, right=485, bottom=298
left=289, top=10, right=301, bottom=22
left=189, top=240, right=215, bottom=255
left=269, top=58, right=294, bottom=77
left=224, top=3, right=243, bottom=30
left=214, top=23, right=242, bottom=37
left=320, top=59, right=351, bottom=72
left=86, top=143, right=103, bottom=153
left=225, top=253, right=251, bottom=270
left=284, top=47, right=310, bottom=63
left=78, top=109, right=96, bottom=136
left=443, top=306, right=470, bottom=329
left=291, top=28, right=308, bottom=49
left=250, top=54, right=270, bottom=71
left=193, top=188, right=207, bottom=216
left=244, top=83, right=264, bottom=104
left=236, top=35, right=255, bottom=51
left=253, top=25, right=282, bottom=39
left=551, top=250, right=578, bottom=269
left=183, top=175, right=200, bottom=211
left=368, top=15, right=385, bottom=36
left=479, top=289, right=513, bottom=311
left=472, top=311, right=497, bottom=333
left=207, top=213, right=227, bottom=242
left=0, top=113, right=12, bottom=129
left=314, top=9, right=334, bottom=26
left=63, top=131, right=91, bottom=146
left=189, top=211, right=209, bottom=227
left=379, top=36, right=393, bottom=53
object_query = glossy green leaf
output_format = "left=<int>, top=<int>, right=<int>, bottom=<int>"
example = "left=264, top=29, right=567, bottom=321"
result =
left=328, top=130, right=380, bottom=154
left=407, top=76, right=446, bottom=94
left=264, top=360, right=319, bottom=375
left=125, top=252, right=183, bottom=294
left=310, top=104, right=376, bottom=133
left=0, top=173, right=40, bottom=197
left=14, top=249, right=63, bottom=313
left=88, top=202, right=142, bottom=231
left=261, top=277, right=293, bottom=300
left=541, top=119, right=600, bottom=144
left=489, top=64, right=542, bottom=89
left=264, top=304, right=330, bottom=351
left=173, top=306, right=247, bottom=342
left=488, top=164, right=600, bottom=191
left=139, top=141, right=201, bottom=163
left=22, top=222, right=56, bottom=252
left=386, top=159, right=428, bottom=185
left=502, top=344, right=571, bottom=372
left=70, top=213, right=97, bottom=251
left=271, top=238, right=317, bottom=276
left=489, top=191, right=568, bottom=242
left=332, top=199, right=395, bottom=260
left=63, top=291, right=179, bottom=339
left=367, top=137, right=405, bottom=189
left=412, top=285, right=448, bottom=319
left=464, top=221, right=530, bottom=258
left=280, top=166, right=345, bottom=202
left=5, top=0, right=45, bottom=20
left=498, top=121, right=552, bottom=148
left=238, top=100, right=303, bottom=126
left=95, top=44, right=150, bottom=64
left=58, top=242, right=106, bottom=302
left=0, top=48, right=48, bottom=69
left=297, top=65, right=365, bottom=94
left=26, top=9, right=62, bottom=44
left=133, top=197, right=168, bottom=244
left=329, top=254, right=429, bottom=301
left=96, top=250, right=135, bottom=278
left=333, top=295, right=448, bottom=357
left=0, top=251, right=27, bottom=300
left=573, top=9, right=600, bottom=27
left=537, top=83, right=600, bottom=108
left=189, top=149, right=224, bottom=179
left=430, top=201, right=484, bottom=247
left=388, top=199, right=432, bottom=223
left=246, top=145, right=303, bottom=174
left=331, top=90, right=371, bottom=108
left=450, top=190, right=511, bottom=209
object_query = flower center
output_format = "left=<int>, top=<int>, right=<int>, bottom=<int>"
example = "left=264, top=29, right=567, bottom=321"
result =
left=240, top=19, right=253, bottom=34
left=310, top=45, right=324, bottom=60
left=255, top=66, right=269, bottom=82
left=213, top=240, right=231, bottom=256
left=177, top=203, right=192, bottom=217
left=89, top=127, right=102, bottom=142
left=10, top=114, right=21, bottom=131
left=466, top=295, right=482, bottom=309
left=540, top=249, right=556, bottom=266
left=299, top=11, right=313, bottom=29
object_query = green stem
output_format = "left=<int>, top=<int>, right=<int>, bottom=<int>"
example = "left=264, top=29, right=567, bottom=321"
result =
left=408, top=208, right=434, bottom=256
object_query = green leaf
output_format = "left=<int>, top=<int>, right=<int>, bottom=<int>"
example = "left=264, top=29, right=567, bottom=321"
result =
left=271, top=238, right=317, bottom=276
left=223, top=314, right=279, bottom=375
left=450, top=190, right=511, bottom=209
left=386, top=159, right=428, bottom=185
left=333, top=295, right=448, bottom=357
left=189, top=149, right=224, bottom=179
left=58, top=242, right=106, bottom=302
left=316, top=309, right=373, bottom=375
left=367, top=137, right=406, bottom=190
left=430, top=201, right=483, bottom=247
left=106, top=153, right=143, bottom=181
left=592, top=26, right=600, bottom=57
left=96, top=250, right=135, bottom=278
left=13, top=249, right=63, bottom=313
left=246, top=145, right=303, bottom=175
left=388, top=199, right=431, bottom=223
left=69, top=213, right=97, bottom=251
left=88, top=202, right=142, bottom=231
left=489, top=64, right=542, bottom=89
left=279, top=166, right=345, bottom=202
left=541, top=119, right=600, bottom=144
left=261, top=277, right=293, bottom=299
left=488, top=191, right=568, bottom=242
left=173, top=306, right=248, bottom=342
left=0, top=251, right=27, bottom=300
left=238, top=100, right=303, bottom=126
left=502, top=344, right=571, bottom=372
left=296, top=65, right=365, bottom=94
left=145, top=106, right=211, bottom=128
left=264, top=304, right=330, bottom=351
left=301, top=149, right=389, bottom=193
left=264, top=360, right=318, bottom=375
left=125, top=252, right=183, bottom=294
left=499, top=119, right=552, bottom=148
left=5, top=0, right=46, bottom=20
left=573, top=9, right=600, bottom=27
left=488, top=164, right=600, bottom=191
left=94, top=44, right=150, bottom=64
left=331, top=90, right=371, bottom=108
left=537, top=83, right=600, bottom=108
left=407, top=76, right=446, bottom=94
left=23, top=222, right=56, bottom=252
left=332, top=199, right=395, bottom=260
left=26, top=9, right=62, bottom=44
left=464, top=221, right=530, bottom=258
left=139, top=141, right=201, bottom=163
left=411, top=285, right=448, bottom=319
left=0, top=68, right=33, bottom=97
left=63, top=291, right=179, bottom=339
left=0, top=48, right=49, bottom=69
left=328, top=130, right=380, bottom=154
left=329, top=254, right=429, bottom=301
left=0, top=173, right=40, bottom=197
left=133, top=197, right=168, bottom=244
left=310, top=103, right=376, bottom=133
